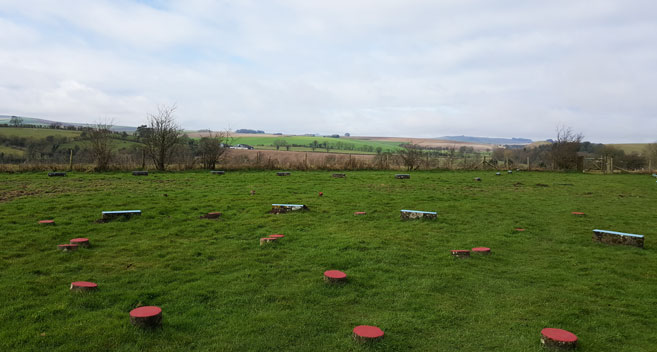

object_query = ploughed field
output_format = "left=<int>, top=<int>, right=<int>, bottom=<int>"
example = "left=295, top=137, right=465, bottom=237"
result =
left=0, top=171, right=655, bottom=351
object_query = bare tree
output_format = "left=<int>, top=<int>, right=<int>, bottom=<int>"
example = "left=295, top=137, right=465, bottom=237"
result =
left=143, top=104, right=183, bottom=171
left=397, top=143, right=424, bottom=171
left=9, top=116, right=23, bottom=127
left=199, top=131, right=231, bottom=169
left=87, top=120, right=114, bottom=171
left=644, top=143, right=657, bottom=171
left=551, top=125, right=583, bottom=170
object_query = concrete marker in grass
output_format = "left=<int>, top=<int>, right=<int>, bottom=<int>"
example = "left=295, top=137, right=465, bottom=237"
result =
left=324, top=270, right=347, bottom=284
left=211, top=171, right=225, bottom=175
left=70, top=281, right=98, bottom=292
left=70, top=238, right=90, bottom=247
left=353, top=325, right=384, bottom=343
left=451, top=250, right=470, bottom=258
left=592, top=229, right=644, bottom=248
left=39, top=220, right=55, bottom=225
left=130, top=306, right=162, bottom=328
left=200, top=212, right=222, bottom=219
left=260, top=237, right=277, bottom=245
left=571, top=212, right=585, bottom=216
left=132, top=171, right=148, bottom=176
left=276, top=172, right=291, bottom=176
left=269, top=234, right=284, bottom=239
left=58, top=244, right=78, bottom=252
left=471, top=247, right=491, bottom=254
left=354, top=211, right=367, bottom=216
left=270, top=204, right=308, bottom=214
left=395, top=174, right=410, bottom=179
left=332, top=173, right=346, bottom=178
left=540, top=328, right=577, bottom=350
left=48, top=172, right=66, bottom=177
left=401, top=209, right=436, bottom=220
left=101, top=210, right=141, bottom=221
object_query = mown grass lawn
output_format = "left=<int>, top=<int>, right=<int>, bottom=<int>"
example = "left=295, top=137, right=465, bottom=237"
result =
left=0, top=171, right=655, bottom=351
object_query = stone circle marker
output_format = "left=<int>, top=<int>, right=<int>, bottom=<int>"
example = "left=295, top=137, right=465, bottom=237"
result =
left=400, top=209, right=437, bottom=220
left=472, top=247, right=491, bottom=254
left=270, top=204, right=308, bottom=214
left=451, top=250, right=470, bottom=258
left=514, top=228, right=525, bottom=232
left=319, top=192, right=323, bottom=197
left=260, top=237, right=277, bottom=245
left=200, top=212, right=222, bottom=219
left=211, top=171, right=225, bottom=175
left=130, top=306, right=162, bottom=328
left=495, top=172, right=501, bottom=176
left=354, top=211, right=367, bottom=216
left=58, top=244, right=78, bottom=252
left=269, top=234, right=284, bottom=239
left=332, top=173, right=346, bottom=178
left=277, top=172, right=291, bottom=176
left=540, top=328, right=577, bottom=350
left=101, top=210, right=141, bottom=221
left=593, top=229, right=644, bottom=248
left=39, top=220, right=55, bottom=225
left=48, top=172, right=66, bottom=177
left=395, top=174, right=410, bottom=179
left=70, top=281, right=98, bottom=292
left=571, top=212, right=585, bottom=216
left=132, top=171, right=148, bottom=176
left=323, top=270, right=347, bottom=284
left=70, top=238, right=90, bottom=247
left=508, top=170, right=513, bottom=174
left=353, top=325, right=384, bottom=343
left=474, top=177, right=481, bottom=181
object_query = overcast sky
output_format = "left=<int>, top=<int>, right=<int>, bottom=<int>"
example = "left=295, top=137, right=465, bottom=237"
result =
left=1, top=1, right=656, bottom=142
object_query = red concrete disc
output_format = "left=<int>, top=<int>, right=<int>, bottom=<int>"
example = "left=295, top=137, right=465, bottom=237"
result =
left=39, top=220, right=54, bottom=224
left=472, top=247, right=491, bottom=253
left=354, top=212, right=367, bottom=215
left=319, top=192, right=323, bottom=196
left=269, top=234, right=284, bottom=238
left=451, top=250, right=470, bottom=254
left=514, top=228, right=525, bottom=232
left=71, top=281, right=97, bottom=289
left=541, top=328, right=578, bottom=343
left=70, top=238, right=89, bottom=243
left=130, top=306, right=162, bottom=318
left=571, top=212, right=585, bottom=215
left=353, top=325, right=384, bottom=339
left=324, top=270, right=347, bottom=280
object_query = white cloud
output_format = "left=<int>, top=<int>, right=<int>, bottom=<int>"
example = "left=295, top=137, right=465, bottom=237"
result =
left=0, top=0, right=656, bottom=142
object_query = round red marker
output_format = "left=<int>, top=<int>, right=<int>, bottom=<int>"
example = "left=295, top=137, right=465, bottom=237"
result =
left=472, top=247, right=491, bottom=254
left=70, top=281, right=98, bottom=292
left=319, top=192, right=323, bottom=196
left=514, top=228, right=525, bottom=232
left=540, top=328, right=578, bottom=349
left=324, top=270, right=347, bottom=283
left=70, top=238, right=90, bottom=247
left=571, top=212, right=585, bottom=216
left=353, top=325, right=384, bottom=343
left=39, top=220, right=55, bottom=225
left=269, top=234, right=284, bottom=238
left=58, top=244, right=78, bottom=251
left=130, top=306, right=162, bottom=328
left=354, top=212, right=367, bottom=215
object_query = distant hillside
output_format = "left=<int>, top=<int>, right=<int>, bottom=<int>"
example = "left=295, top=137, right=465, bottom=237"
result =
left=0, top=115, right=137, bottom=132
left=437, top=135, right=532, bottom=145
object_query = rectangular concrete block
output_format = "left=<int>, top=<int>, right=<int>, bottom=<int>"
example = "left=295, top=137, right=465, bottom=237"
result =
left=211, top=171, right=225, bottom=175
left=102, top=210, right=142, bottom=220
left=332, top=173, right=346, bottom=178
left=277, top=172, right=291, bottom=176
left=271, top=204, right=307, bottom=213
left=48, top=172, right=66, bottom=177
left=395, top=174, right=410, bottom=179
left=132, top=171, right=148, bottom=176
left=401, top=209, right=437, bottom=220
left=592, top=229, right=644, bottom=248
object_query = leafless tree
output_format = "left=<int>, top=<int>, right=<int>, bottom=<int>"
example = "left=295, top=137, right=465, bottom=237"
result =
left=644, top=143, right=657, bottom=170
left=87, top=120, right=114, bottom=171
left=397, top=143, right=424, bottom=171
left=199, top=131, right=231, bottom=169
left=551, top=125, right=583, bottom=170
left=9, top=116, right=23, bottom=127
left=143, top=104, right=183, bottom=171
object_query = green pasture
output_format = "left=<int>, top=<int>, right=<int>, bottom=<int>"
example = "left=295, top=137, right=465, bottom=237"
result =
left=228, top=136, right=402, bottom=152
left=0, top=127, right=81, bottom=139
left=0, top=171, right=655, bottom=351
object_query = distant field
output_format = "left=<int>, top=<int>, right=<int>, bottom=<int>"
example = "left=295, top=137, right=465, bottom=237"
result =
left=0, top=171, right=655, bottom=351
left=0, top=145, right=24, bottom=156
left=0, top=127, right=81, bottom=139
left=608, top=144, right=650, bottom=155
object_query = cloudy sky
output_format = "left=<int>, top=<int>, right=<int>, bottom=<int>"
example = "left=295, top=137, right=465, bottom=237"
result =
left=1, top=0, right=656, bottom=142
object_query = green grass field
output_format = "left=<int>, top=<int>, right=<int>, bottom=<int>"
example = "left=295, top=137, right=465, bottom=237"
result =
left=229, top=136, right=402, bottom=153
left=0, top=145, right=24, bottom=156
left=608, top=144, right=650, bottom=155
left=0, top=171, right=655, bottom=351
left=0, top=127, right=82, bottom=139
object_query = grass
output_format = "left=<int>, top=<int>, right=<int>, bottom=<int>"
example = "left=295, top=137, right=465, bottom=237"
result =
left=608, top=143, right=650, bottom=155
left=228, top=136, right=402, bottom=152
left=0, top=127, right=81, bottom=139
left=0, top=171, right=655, bottom=351
left=0, top=145, right=24, bottom=156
